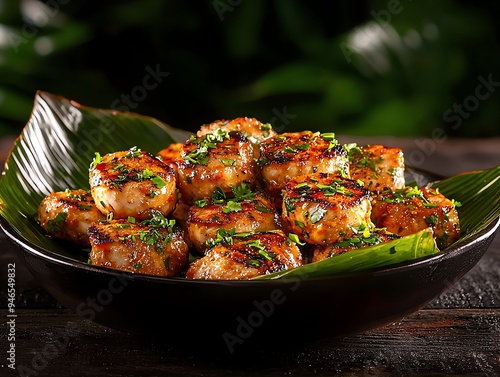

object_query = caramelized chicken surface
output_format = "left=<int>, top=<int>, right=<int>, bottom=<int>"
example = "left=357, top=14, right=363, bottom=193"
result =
left=348, top=144, right=405, bottom=193
left=186, top=230, right=302, bottom=280
left=186, top=188, right=278, bottom=252
left=281, top=173, right=372, bottom=244
left=156, top=142, right=183, bottom=181
left=37, top=116, right=462, bottom=280
left=37, top=189, right=106, bottom=246
left=312, top=226, right=400, bottom=262
left=259, top=131, right=349, bottom=206
left=197, top=117, right=276, bottom=147
left=371, top=186, right=460, bottom=248
left=88, top=215, right=189, bottom=276
left=177, top=130, right=256, bottom=203
left=89, top=147, right=177, bottom=220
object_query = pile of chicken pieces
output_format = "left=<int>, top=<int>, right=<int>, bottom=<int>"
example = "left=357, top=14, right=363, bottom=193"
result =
left=37, top=118, right=460, bottom=279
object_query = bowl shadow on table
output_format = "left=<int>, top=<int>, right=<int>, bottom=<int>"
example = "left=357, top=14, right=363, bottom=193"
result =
left=14, top=218, right=498, bottom=360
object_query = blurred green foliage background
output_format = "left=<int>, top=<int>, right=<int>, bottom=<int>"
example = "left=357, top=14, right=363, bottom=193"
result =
left=0, top=0, right=499, bottom=137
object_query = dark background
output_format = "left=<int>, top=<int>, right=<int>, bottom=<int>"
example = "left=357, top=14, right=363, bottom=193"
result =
left=0, top=0, right=499, bottom=137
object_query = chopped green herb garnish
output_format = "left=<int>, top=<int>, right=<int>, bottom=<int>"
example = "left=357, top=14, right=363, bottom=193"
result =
left=257, top=156, right=269, bottom=167
left=256, top=204, right=273, bottom=215
left=295, top=143, right=310, bottom=150
left=47, top=212, right=68, bottom=233
left=125, top=146, right=141, bottom=158
left=320, top=133, right=338, bottom=149
left=294, top=220, right=305, bottom=228
left=320, top=132, right=336, bottom=141
left=288, top=233, right=306, bottom=246
left=138, top=227, right=170, bottom=253
left=112, top=164, right=126, bottom=172
left=206, top=227, right=236, bottom=248
left=249, top=259, right=261, bottom=267
left=220, top=158, right=235, bottom=166
left=355, top=156, right=377, bottom=171
left=141, top=211, right=175, bottom=229
left=184, top=130, right=230, bottom=165
left=318, top=181, right=353, bottom=196
left=65, top=189, right=88, bottom=201
left=425, top=215, right=439, bottom=225
left=284, top=197, right=296, bottom=213
left=231, top=183, right=256, bottom=201
left=114, top=223, right=130, bottom=229
left=137, top=168, right=154, bottom=180
left=222, top=200, right=242, bottom=213
left=260, top=123, right=272, bottom=138
left=295, top=182, right=308, bottom=189
left=422, top=203, right=438, bottom=208
left=194, top=199, right=208, bottom=208
left=151, top=175, right=167, bottom=190
left=211, top=187, right=227, bottom=204
left=89, top=152, right=102, bottom=170
left=339, top=163, right=349, bottom=178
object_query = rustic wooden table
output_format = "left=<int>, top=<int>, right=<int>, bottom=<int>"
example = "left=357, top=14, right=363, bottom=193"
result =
left=1, top=136, right=499, bottom=376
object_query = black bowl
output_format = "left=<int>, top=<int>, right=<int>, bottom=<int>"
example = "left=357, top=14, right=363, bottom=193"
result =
left=1, top=92, right=499, bottom=354
left=2, top=214, right=498, bottom=353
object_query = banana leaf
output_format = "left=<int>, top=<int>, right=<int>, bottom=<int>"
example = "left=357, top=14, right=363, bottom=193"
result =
left=254, top=228, right=438, bottom=280
left=432, top=167, right=500, bottom=244
left=0, top=91, right=190, bottom=262
left=257, top=166, right=500, bottom=280
left=0, top=91, right=499, bottom=278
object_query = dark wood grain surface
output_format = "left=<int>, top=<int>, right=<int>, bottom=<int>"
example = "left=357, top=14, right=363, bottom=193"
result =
left=1, top=136, right=499, bottom=376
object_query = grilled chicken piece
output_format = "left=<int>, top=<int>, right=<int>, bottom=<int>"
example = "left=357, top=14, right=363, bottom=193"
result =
left=156, top=142, right=183, bottom=181
left=177, top=130, right=256, bottom=203
left=186, top=189, right=279, bottom=252
left=37, top=189, right=106, bottom=246
left=89, top=147, right=177, bottom=220
left=156, top=142, right=191, bottom=229
left=186, top=230, right=302, bottom=280
left=197, top=117, right=276, bottom=147
left=88, top=216, right=189, bottom=276
left=312, top=226, right=400, bottom=262
left=348, top=144, right=405, bottom=193
left=371, top=186, right=460, bottom=249
left=258, top=131, right=349, bottom=206
left=281, top=173, right=372, bottom=245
